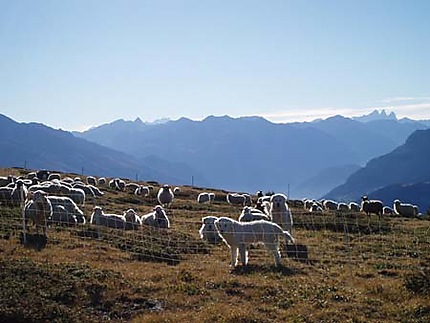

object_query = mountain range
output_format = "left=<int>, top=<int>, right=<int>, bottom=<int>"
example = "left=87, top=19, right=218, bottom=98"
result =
left=1, top=110, right=429, bottom=208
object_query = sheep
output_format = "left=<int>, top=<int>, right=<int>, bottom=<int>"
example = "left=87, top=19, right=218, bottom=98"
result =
left=349, top=202, right=361, bottom=212
left=227, top=193, right=246, bottom=206
left=383, top=206, right=394, bottom=215
left=46, top=196, right=86, bottom=224
left=10, top=179, right=28, bottom=207
left=214, top=217, right=295, bottom=267
left=323, top=200, right=338, bottom=211
left=238, top=206, right=271, bottom=222
left=67, top=187, right=86, bottom=206
left=123, top=208, right=142, bottom=230
left=0, top=175, right=14, bottom=187
left=98, top=177, right=107, bottom=185
left=393, top=199, right=419, bottom=218
left=90, top=206, right=126, bottom=229
left=360, top=196, right=383, bottom=217
left=157, top=185, right=174, bottom=207
left=47, top=173, right=61, bottom=181
left=199, top=216, right=222, bottom=244
left=125, top=182, right=140, bottom=192
left=141, top=205, right=170, bottom=229
left=24, top=190, right=53, bottom=236
left=208, top=192, right=215, bottom=202
left=86, top=176, right=97, bottom=186
left=173, top=186, right=181, bottom=194
left=304, top=199, right=315, bottom=210
left=36, top=170, right=50, bottom=181
left=48, top=205, right=78, bottom=226
left=254, top=199, right=270, bottom=215
left=197, top=192, right=211, bottom=204
left=0, top=187, right=13, bottom=206
left=309, top=203, right=323, bottom=213
left=337, top=203, right=349, bottom=212
left=109, top=178, right=125, bottom=191
left=135, top=186, right=150, bottom=197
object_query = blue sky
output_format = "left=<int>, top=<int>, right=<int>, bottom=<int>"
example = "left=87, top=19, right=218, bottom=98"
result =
left=1, top=0, right=429, bottom=131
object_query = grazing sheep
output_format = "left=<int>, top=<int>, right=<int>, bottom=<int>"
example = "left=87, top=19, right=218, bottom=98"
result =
left=199, top=216, right=222, bottom=244
left=86, top=176, right=97, bottom=186
left=67, top=187, right=86, bottom=206
left=90, top=206, right=126, bottom=229
left=24, top=190, right=53, bottom=236
left=125, top=182, right=140, bottom=192
left=173, top=186, right=181, bottom=194
left=323, top=200, right=338, bottom=211
left=337, top=203, right=349, bottom=212
left=309, top=203, right=323, bottom=213
left=48, top=205, right=78, bottom=226
left=349, top=202, right=361, bottom=212
left=47, top=196, right=86, bottom=224
left=393, top=199, right=419, bottom=217
left=109, top=178, right=125, bottom=191
left=360, top=196, right=383, bottom=217
left=10, top=179, right=28, bottom=207
left=36, top=170, right=50, bottom=181
left=141, top=205, right=170, bottom=229
left=157, top=185, right=174, bottom=207
left=269, top=193, right=293, bottom=234
left=214, top=217, right=295, bottom=267
left=383, top=206, right=394, bottom=215
left=123, top=208, right=142, bottom=230
left=47, top=173, right=61, bottom=181
left=98, top=177, right=107, bottom=185
left=208, top=192, right=215, bottom=202
left=135, top=186, right=150, bottom=197
left=238, top=206, right=270, bottom=222
left=197, top=192, right=211, bottom=204
left=0, top=175, right=15, bottom=187
left=227, top=193, right=246, bottom=206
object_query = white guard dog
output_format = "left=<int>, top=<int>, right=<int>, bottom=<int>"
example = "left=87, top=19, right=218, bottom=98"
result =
left=214, top=217, right=295, bottom=267
left=269, top=193, right=293, bottom=234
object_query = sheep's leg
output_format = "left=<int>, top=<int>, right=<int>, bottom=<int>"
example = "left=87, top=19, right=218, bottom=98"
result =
left=230, top=245, right=238, bottom=267
left=267, top=242, right=281, bottom=266
left=239, top=244, right=248, bottom=266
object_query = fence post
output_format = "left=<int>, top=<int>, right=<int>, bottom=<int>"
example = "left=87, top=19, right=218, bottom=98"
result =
left=21, top=185, right=27, bottom=244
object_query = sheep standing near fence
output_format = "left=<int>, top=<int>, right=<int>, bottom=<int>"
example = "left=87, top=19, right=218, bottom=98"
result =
left=157, top=185, right=174, bottom=208
left=24, top=190, right=53, bottom=236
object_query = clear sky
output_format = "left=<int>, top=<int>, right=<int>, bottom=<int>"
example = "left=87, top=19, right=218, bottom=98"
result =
left=1, top=0, right=429, bottom=131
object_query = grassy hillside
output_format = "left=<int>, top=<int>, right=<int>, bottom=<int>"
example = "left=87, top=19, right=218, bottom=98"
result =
left=1, top=167, right=429, bottom=322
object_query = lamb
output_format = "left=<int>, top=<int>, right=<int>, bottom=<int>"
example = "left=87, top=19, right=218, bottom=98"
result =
left=393, top=199, right=419, bottom=218
left=238, top=206, right=270, bottom=222
left=46, top=196, right=86, bottom=224
left=199, top=216, right=222, bottom=244
left=90, top=206, right=126, bottom=229
left=123, top=208, right=142, bottom=230
left=269, top=193, right=293, bottom=234
left=360, top=196, right=383, bottom=217
left=214, top=217, right=295, bottom=267
left=157, top=185, right=174, bottom=207
left=24, top=190, right=53, bottom=236
left=383, top=206, right=394, bottom=215
left=141, top=205, right=170, bottom=229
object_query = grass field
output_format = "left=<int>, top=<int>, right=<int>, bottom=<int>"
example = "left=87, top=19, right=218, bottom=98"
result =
left=1, top=167, right=429, bottom=322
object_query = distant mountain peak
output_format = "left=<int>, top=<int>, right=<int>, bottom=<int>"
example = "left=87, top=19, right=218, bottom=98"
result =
left=353, top=109, right=397, bottom=122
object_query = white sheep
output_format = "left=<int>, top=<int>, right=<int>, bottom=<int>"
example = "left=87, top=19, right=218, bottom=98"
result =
left=309, top=203, right=323, bottom=213
left=337, top=202, right=349, bottom=212
left=47, top=173, right=61, bottom=181
left=67, top=187, right=86, bottom=206
left=123, top=208, right=142, bottom=230
left=98, top=177, right=107, bottom=185
left=208, top=192, right=215, bottom=202
left=125, top=182, right=140, bottom=192
left=323, top=200, right=338, bottom=211
left=226, top=193, right=246, bottom=206
left=46, top=196, right=86, bottom=224
left=173, top=186, right=181, bottom=194
left=141, top=205, right=170, bottom=229
left=135, top=186, right=150, bottom=197
left=24, top=190, right=53, bottom=236
left=349, top=202, right=361, bottom=212
left=383, top=206, right=394, bottom=215
left=199, top=216, right=222, bottom=244
left=90, top=206, right=126, bottom=229
left=360, top=196, right=383, bottom=217
left=48, top=205, right=78, bottom=226
left=238, top=206, right=270, bottom=222
left=86, top=176, right=98, bottom=186
left=197, top=192, right=211, bottom=204
left=393, top=199, right=419, bottom=217
left=157, top=185, right=174, bottom=207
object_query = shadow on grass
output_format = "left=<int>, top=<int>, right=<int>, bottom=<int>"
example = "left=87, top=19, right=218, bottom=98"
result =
left=230, top=263, right=303, bottom=276
left=19, top=232, right=47, bottom=251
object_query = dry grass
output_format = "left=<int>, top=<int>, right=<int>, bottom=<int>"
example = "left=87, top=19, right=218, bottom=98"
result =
left=0, top=167, right=429, bottom=322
